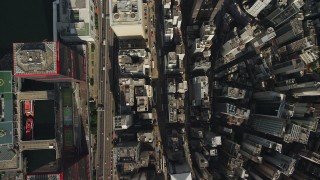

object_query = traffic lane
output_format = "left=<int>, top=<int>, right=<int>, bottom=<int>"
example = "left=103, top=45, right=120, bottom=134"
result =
left=104, top=56, right=114, bottom=177
left=95, top=0, right=107, bottom=178
left=102, top=25, right=114, bottom=179
left=103, top=96, right=113, bottom=173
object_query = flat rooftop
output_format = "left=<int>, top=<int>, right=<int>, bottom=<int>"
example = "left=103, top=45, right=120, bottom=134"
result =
left=111, top=0, right=141, bottom=23
left=169, top=160, right=192, bottom=180
left=13, top=42, right=58, bottom=77
left=0, top=71, right=13, bottom=145
left=26, top=172, right=63, bottom=180
left=69, top=0, right=86, bottom=9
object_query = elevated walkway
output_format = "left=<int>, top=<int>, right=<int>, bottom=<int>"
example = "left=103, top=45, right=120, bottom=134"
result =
left=19, top=139, right=57, bottom=152
left=17, top=91, right=55, bottom=100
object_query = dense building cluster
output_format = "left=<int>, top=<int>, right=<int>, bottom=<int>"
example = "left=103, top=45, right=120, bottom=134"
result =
left=182, top=0, right=320, bottom=179
left=2, top=0, right=320, bottom=179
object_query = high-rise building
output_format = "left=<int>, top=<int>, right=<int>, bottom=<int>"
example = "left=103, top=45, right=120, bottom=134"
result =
left=194, top=152, right=209, bottom=168
left=253, top=91, right=285, bottom=102
left=251, top=27, right=276, bottom=49
left=265, top=0, right=304, bottom=27
left=110, top=0, right=145, bottom=38
left=243, top=133, right=282, bottom=152
left=221, top=36, right=245, bottom=58
left=243, top=0, right=272, bottom=17
left=275, top=18, right=303, bottom=46
left=299, top=46, right=320, bottom=64
left=208, top=0, right=225, bottom=22
left=118, top=49, right=150, bottom=76
left=165, top=52, right=184, bottom=74
left=58, top=0, right=96, bottom=42
left=13, top=41, right=86, bottom=82
left=218, top=86, right=246, bottom=99
left=168, top=160, right=192, bottom=180
left=263, top=152, right=296, bottom=176
left=240, top=140, right=262, bottom=163
left=114, top=141, right=141, bottom=163
left=250, top=115, right=287, bottom=138
left=254, top=101, right=294, bottom=119
left=290, top=81, right=320, bottom=97
left=113, top=115, right=133, bottom=130
left=204, top=131, right=222, bottom=148
left=190, top=0, right=214, bottom=24
left=191, top=76, right=209, bottom=107
left=277, top=36, right=315, bottom=57
left=191, top=38, right=206, bottom=54
left=220, top=139, right=240, bottom=157
left=254, top=162, right=281, bottom=180
left=215, top=103, right=250, bottom=126
left=271, top=58, right=305, bottom=75
left=200, top=22, right=215, bottom=41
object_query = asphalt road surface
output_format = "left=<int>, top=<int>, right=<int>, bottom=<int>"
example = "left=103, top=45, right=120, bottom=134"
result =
left=95, top=0, right=115, bottom=179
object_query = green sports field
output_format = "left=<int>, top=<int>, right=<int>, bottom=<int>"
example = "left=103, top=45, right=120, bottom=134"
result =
left=63, top=107, right=73, bottom=126
left=0, top=71, right=12, bottom=93
left=62, top=88, right=73, bottom=107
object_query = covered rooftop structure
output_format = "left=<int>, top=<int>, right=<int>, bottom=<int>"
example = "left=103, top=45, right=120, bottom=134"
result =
left=109, top=0, right=145, bottom=38
left=0, top=71, right=18, bottom=171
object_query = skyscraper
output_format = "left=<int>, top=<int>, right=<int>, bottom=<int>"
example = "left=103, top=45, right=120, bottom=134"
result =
left=13, top=41, right=86, bottom=82
left=110, top=0, right=145, bottom=38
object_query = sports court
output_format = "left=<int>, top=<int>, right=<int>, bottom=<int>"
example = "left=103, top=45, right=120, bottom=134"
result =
left=0, top=71, right=13, bottom=145
left=0, top=71, right=12, bottom=93
left=62, top=87, right=75, bottom=152
left=62, top=88, right=73, bottom=107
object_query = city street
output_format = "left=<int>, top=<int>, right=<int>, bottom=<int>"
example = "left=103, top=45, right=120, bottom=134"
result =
left=96, top=0, right=164, bottom=179
left=95, top=0, right=115, bottom=179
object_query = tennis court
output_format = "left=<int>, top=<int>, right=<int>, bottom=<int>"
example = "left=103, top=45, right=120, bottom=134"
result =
left=63, top=107, right=73, bottom=126
left=63, top=127, right=74, bottom=151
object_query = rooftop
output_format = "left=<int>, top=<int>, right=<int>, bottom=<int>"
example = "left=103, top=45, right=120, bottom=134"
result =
left=115, top=141, right=140, bottom=162
left=169, top=160, right=192, bottom=179
left=111, top=0, right=142, bottom=23
left=119, top=49, right=147, bottom=57
left=26, top=172, right=63, bottom=180
left=13, top=42, right=58, bottom=76
left=68, top=0, right=86, bottom=9
left=136, top=96, right=149, bottom=112
left=192, top=76, right=209, bottom=106
left=137, top=130, right=153, bottom=142
left=114, top=115, right=133, bottom=130
left=168, top=94, right=185, bottom=123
